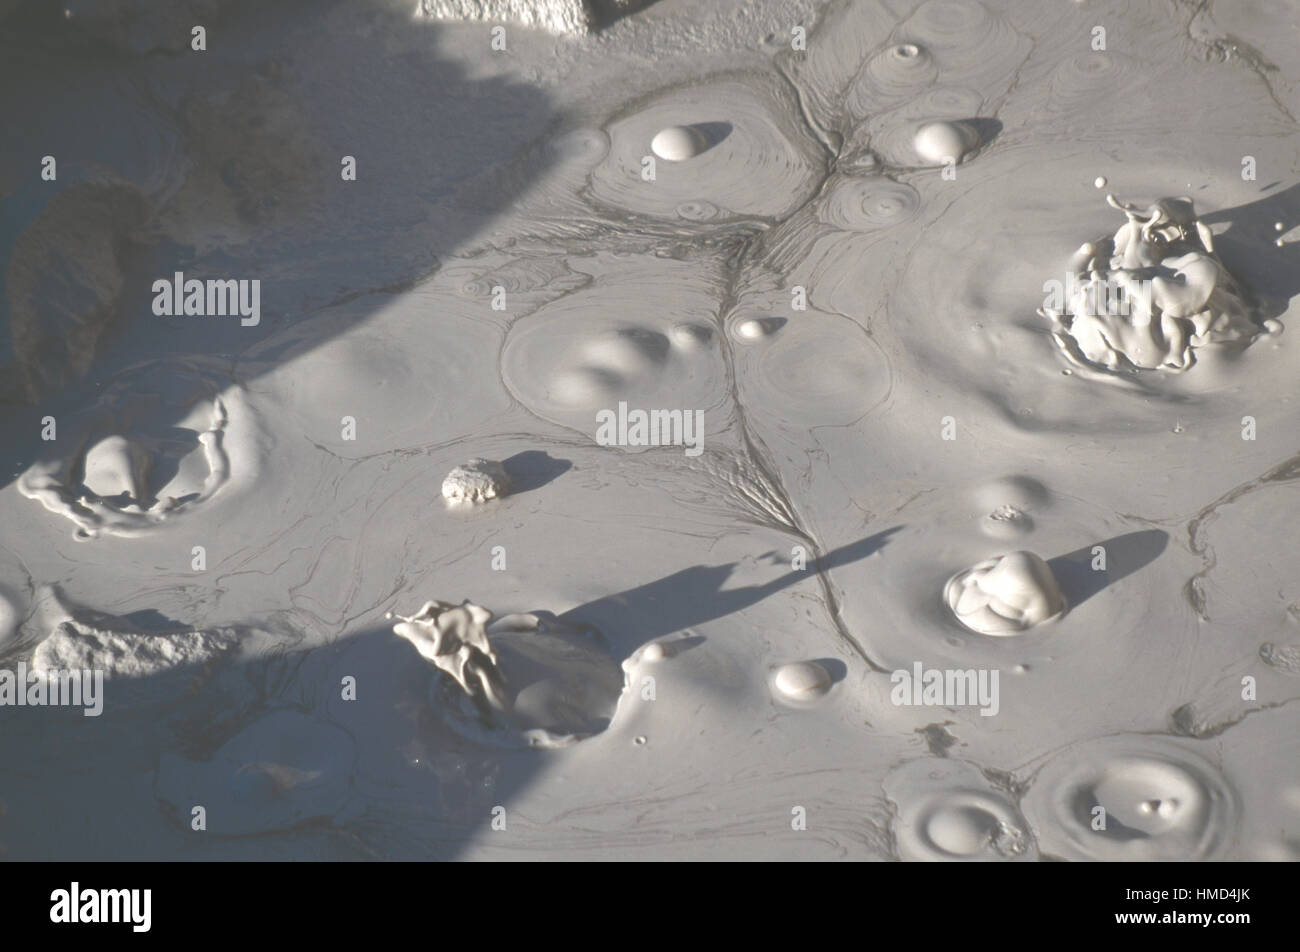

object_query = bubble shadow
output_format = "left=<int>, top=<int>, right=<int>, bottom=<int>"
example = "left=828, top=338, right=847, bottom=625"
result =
left=501, top=450, right=572, bottom=496
left=811, top=657, right=848, bottom=685
left=558, top=526, right=903, bottom=657
left=1047, top=529, right=1169, bottom=610
left=964, top=117, right=1002, bottom=153
left=691, top=121, right=734, bottom=151
left=1201, top=180, right=1300, bottom=325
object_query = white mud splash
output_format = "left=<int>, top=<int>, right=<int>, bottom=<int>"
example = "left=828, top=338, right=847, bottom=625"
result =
left=944, top=551, right=1066, bottom=635
left=16, top=360, right=257, bottom=540
left=392, top=602, right=623, bottom=749
left=1043, top=194, right=1265, bottom=373
left=441, top=458, right=511, bottom=504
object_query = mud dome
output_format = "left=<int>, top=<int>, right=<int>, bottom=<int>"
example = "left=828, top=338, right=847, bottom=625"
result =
left=1043, top=194, right=1266, bottom=373
left=944, top=551, right=1066, bottom=635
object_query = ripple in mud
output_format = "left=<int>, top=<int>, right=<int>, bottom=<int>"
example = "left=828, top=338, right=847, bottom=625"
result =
left=500, top=269, right=728, bottom=435
left=674, top=199, right=721, bottom=222
left=1047, top=52, right=1142, bottom=113
left=819, top=177, right=921, bottom=231
left=899, top=0, right=1026, bottom=83
left=850, top=43, right=938, bottom=110
left=734, top=310, right=889, bottom=426
left=588, top=75, right=824, bottom=221
left=1022, top=736, right=1238, bottom=860
left=885, top=758, right=1036, bottom=861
